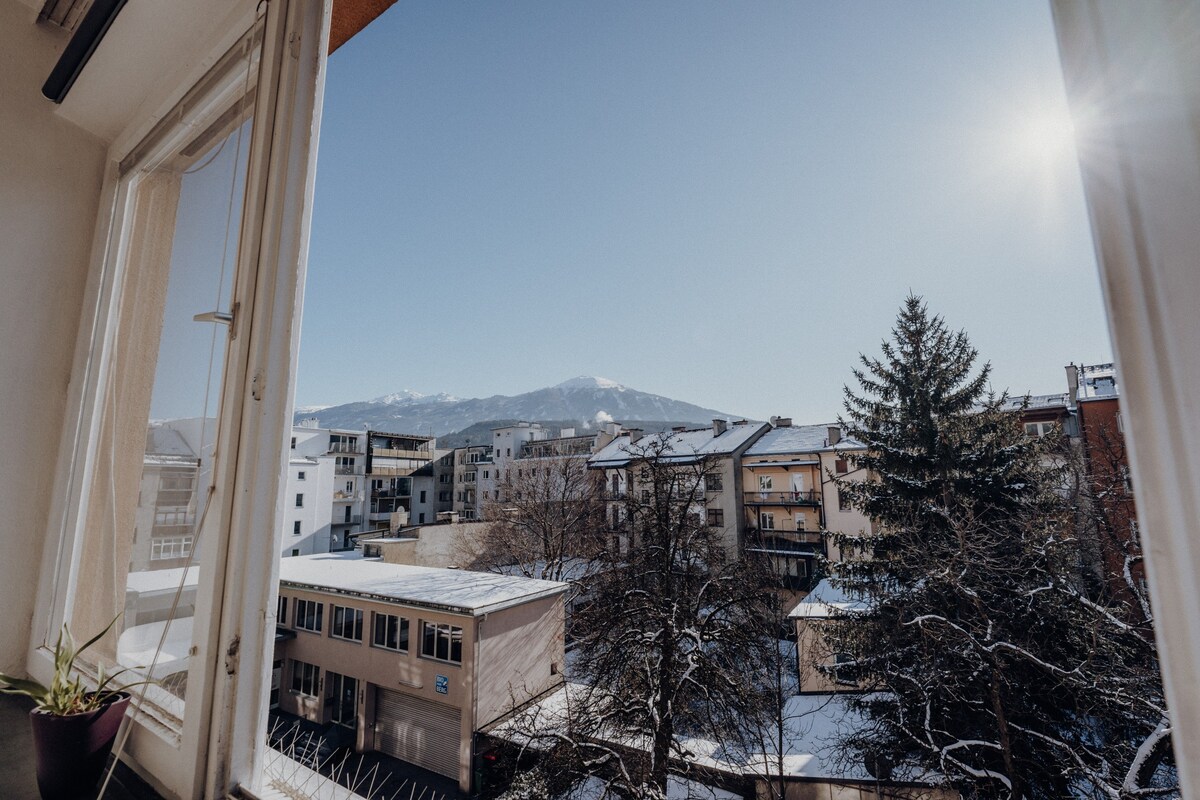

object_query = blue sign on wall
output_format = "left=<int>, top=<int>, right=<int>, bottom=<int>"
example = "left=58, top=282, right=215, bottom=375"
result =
left=435, top=674, right=449, bottom=695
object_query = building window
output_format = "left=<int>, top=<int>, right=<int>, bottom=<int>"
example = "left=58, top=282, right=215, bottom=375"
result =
left=331, top=605, right=364, bottom=642
left=838, top=489, right=851, bottom=512
left=707, top=508, right=724, bottom=527
left=439, top=491, right=450, bottom=502
left=372, top=613, right=410, bottom=652
left=419, top=490, right=426, bottom=503
left=295, top=493, right=304, bottom=508
left=293, top=521, right=301, bottom=536
left=421, top=622, right=463, bottom=664
left=291, top=660, right=319, bottom=697
left=705, top=473, right=722, bottom=491
left=760, top=512, right=775, bottom=530
left=297, top=471, right=305, bottom=481
left=641, top=489, right=651, bottom=503
left=439, top=474, right=450, bottom=484
left=795, top=512, right=807, bottom=531
left=151, top=536, right=194, bottom=561
left=464, top=471, right=476, bottom=482
left=295, top=599, right=323, bottom=633
left=759, top=475, right=773, bottom=491
left=835, top=458, right=849, bottom=474
left=291, top=549, right=300, bottom=557
left=291, top=436, right=296, bottom=450
left=277, top=595, right=288, bottom=625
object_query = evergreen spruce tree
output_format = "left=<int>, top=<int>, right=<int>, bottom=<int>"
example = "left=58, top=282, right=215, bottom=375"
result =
left=825, top=296, right=1175, bottom=799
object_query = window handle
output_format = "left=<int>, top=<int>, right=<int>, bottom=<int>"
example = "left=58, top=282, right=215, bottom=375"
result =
left=193, top=302, right=239, bottom=337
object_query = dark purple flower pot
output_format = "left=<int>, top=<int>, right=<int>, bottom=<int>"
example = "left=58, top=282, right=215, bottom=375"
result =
left=29, top=692, right=130, bottom=800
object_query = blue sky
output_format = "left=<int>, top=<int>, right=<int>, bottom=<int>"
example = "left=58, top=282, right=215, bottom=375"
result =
left=296, top=0, right=1110, bottom=423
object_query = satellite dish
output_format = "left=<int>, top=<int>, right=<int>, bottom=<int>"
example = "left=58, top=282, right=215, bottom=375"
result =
left=864, top=750, right=894, bottom=781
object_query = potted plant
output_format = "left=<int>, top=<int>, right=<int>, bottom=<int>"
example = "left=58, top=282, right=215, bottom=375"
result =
left=0, top=616, right=150, bottom=800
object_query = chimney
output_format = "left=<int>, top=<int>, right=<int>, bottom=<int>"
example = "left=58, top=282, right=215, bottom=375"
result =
left=1065, top=363, right=1079, bottom=409
left=827, top=425, right=842, bottom=446
left=770, top=416, right=792, bottom=428
left=627, top=428, right=643, bottom=444
left=713, top=419, right=728, bottom=436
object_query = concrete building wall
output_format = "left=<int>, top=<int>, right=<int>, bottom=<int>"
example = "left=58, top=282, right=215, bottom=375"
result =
left=475, top=594, right=565, bottom=727
left=0, top=1, right=108, bottom=673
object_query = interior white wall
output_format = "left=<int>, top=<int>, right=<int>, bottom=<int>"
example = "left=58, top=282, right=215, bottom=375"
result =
left=0, top=0, right=108, bottom=674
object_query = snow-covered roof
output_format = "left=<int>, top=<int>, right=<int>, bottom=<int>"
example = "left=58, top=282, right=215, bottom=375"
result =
left=490, top=683, right=935, bottom=785
left=145, top=426, right=197, bottom=457
left=744, top=423, right=867, bottom=457
left=588, top=423, right=768, bottom=468
left=787, top=579, right=870, bottom=619
left=126, top=566, right=199, bottom=596
left=561, top=775, right=739, bottom=800
left=1000, top=393, right=1069, bottom=412
left=1077, top=363, right=1119, bottom=400
left=279, top=553, right=568, bottom=616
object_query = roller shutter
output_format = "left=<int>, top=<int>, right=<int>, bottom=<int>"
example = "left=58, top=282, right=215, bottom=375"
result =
left=374, top=688, right=462, bottom=780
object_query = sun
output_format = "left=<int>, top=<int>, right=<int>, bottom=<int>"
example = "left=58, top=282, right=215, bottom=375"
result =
left=1011, top=106, right=1079, bottom=167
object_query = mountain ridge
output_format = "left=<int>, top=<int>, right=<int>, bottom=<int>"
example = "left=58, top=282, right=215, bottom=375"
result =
left=295, top=377, right=749, bottom=438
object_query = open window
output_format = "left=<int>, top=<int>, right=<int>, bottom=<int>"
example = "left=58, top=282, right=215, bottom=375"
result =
left=28, top=0, right=333, bottom=795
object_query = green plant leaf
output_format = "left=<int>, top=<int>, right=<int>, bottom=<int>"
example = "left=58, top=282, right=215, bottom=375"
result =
left=0, top=673, right=49, bottom=701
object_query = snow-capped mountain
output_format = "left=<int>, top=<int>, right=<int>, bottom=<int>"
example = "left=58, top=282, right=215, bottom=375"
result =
left=294, top=377, right=746, bottom=438
left=370, top=389, right=460, bottom=406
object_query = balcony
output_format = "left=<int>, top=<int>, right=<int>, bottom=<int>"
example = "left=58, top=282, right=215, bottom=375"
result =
left=327, top=441, right=363, bottom=454
left=371, top=447, right=431, bottom=459
left=332, top=515, right=364, bottom=526
left=744, top=490, right=821, bottom=506
left=333, top=490, right=364, bottom=502
left=747, top=529, right=824, bottom=549
left=334, top=465, right=364, bottom=475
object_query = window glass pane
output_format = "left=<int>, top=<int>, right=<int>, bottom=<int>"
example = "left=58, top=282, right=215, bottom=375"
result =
left=70, top=98, right=259, bottom=722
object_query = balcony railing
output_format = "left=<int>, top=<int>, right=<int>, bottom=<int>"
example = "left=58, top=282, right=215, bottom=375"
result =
left=747, top=529, right=825, bottom=547
left=333, top=490, right=363, bottom=501
left=371, top=447, right=431, bottom=459
left=334, top=465, right=364, bottom=475
left=332, top=515, right=363, bottom=526
left=744, top=490, right=821, bottom=506
left=327, top=442, right=363, bottom=454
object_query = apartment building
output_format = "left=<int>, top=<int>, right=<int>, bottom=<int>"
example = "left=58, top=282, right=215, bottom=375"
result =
left=366, top=430, right=435, bottom=532
left=1066, top=363, right=1142, bottom=596
left=452, top=443, right=494, bottom=520
left=409, top=450, right=454, bottom=526
left=588, top=419, right=770, bottom=555
left=275, top=554, right=567, bottom=792
left=283, top=423, right=369, bottom=556
left=130, top=420, right=213, bottom=572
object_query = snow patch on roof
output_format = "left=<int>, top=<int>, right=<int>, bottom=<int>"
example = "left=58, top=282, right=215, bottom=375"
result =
left=589, top=423, right=768, bottom=467
left=279, top=553, right=568, bottom=615
left=788, top=579, right=870, bottom=619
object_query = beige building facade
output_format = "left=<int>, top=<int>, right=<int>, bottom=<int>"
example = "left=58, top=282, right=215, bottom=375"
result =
left=275, top=554, right=567, bottom=792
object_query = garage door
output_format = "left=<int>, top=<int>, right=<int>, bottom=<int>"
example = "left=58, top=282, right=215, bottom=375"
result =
left=374, top=688, right=462, bottom=780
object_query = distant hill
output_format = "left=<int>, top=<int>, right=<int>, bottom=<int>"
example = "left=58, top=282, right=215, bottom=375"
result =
left=433, top=418, right=723, bottom=450
left=294, top=376, right=749, bottom=440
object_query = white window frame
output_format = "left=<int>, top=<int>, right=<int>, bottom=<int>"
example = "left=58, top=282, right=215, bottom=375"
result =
left=330, top=604, right=364, bottom=642
left=294, top=599, right=324, bottom=633
left=27, top=2, right=332, bottom=796
left=371, top=612, right=409, bottom=652
left=420, top=621, right=464, bottom=665
left=759, top=475, right=773, bottom=491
